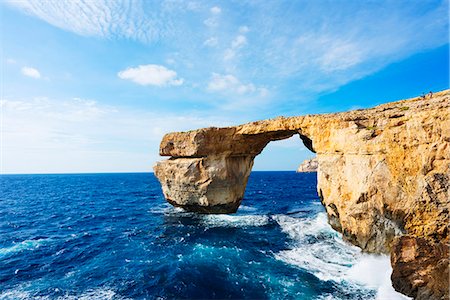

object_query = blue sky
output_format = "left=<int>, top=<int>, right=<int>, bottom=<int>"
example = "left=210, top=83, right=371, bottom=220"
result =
left=1, top=0, right=448, bottom=173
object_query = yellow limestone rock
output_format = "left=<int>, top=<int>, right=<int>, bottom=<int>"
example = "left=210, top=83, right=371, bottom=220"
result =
left=154, top=90, right=449, bottom=299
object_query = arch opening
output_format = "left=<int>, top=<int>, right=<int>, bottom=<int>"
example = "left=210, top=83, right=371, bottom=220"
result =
left=252, top=134, right=316, bottom=172
left=154, top=131, right=318, bottom=214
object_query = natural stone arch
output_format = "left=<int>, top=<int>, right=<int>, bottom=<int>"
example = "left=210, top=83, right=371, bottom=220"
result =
left=154, top=129, right=314, bottom=214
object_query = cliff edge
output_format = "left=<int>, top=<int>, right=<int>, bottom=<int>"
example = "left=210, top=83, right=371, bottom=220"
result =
left=154, top=90, right=449, bottom=299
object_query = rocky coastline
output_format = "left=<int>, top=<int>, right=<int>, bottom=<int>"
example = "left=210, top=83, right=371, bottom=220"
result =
left=296, top=157, right=318, bottom=172
left=154, top=90, right=449, bottom=299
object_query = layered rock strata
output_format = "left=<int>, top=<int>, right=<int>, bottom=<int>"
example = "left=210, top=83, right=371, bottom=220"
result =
left=154, top=90, right=449, bottom=299
left=297, top=157, right=318, bottom=172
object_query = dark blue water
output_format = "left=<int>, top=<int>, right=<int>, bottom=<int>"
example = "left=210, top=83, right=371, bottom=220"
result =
left=0, top=172, right=402, bottom=299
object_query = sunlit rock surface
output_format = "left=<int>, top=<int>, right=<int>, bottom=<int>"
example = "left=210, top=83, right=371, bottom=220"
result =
left=154, top=90, right=449, bottom=299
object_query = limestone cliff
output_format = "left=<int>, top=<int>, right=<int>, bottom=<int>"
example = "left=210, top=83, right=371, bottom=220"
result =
left=297, top=157, right=318, bottom=172
left=154, top=90, right=449, bottom=299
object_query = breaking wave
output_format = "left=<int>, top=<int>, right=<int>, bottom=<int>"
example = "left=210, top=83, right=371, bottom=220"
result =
left=201, top=214, right=270, bottom=228
left=0, top=239, right=50, bottom=258
left=273, top=213, right=410, bottom=299
left=0, top=287, right=131, bottom=300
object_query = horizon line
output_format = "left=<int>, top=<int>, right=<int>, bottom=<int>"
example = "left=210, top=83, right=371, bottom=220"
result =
left=0, top=170, right=311, bottom=176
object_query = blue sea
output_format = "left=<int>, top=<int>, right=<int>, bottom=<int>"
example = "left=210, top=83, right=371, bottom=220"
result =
left=0, top=172, right=407, bottom=299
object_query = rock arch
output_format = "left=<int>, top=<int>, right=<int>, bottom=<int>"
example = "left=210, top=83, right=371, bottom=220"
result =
left=155, top=127, right=313, bottom=214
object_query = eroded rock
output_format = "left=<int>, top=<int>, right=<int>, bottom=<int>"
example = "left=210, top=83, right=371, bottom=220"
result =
left=154, top=155, right=254, bottom=213
left=297, top=157, right=318, bottom=172
left=391, top=236, right=449, bottom=300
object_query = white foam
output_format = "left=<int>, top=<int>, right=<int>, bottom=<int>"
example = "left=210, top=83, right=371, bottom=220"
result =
left=347, top=255, right=411, bottom=300
left=0, top=239, right=49, bottom=257
left=0, top=288, right=131, bottom=300
left=238, top=205, right=257, bottom=212
left=273, top=213, right=411, bottom=299
left=0, top=290, right=40, bottom=300
left=60, top=288, right=131, bottom=300
left=274, top=213, right=359, bottom=281
left=201, top=214, right=269, bottom=228
left=275, top=244, right=355, bottom=281
left=273, top=213, right=339, bottom=239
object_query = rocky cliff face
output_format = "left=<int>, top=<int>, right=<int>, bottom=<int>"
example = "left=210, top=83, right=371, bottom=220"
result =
left=154, top=90, right=449, bottom=299
left=297, top=157, right=318, bottom=172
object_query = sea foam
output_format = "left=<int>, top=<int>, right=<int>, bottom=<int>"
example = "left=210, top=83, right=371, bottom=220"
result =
left=0, top=239, right=49, bottom=258
left=201, top=214, right=270, bottom=228
left=273, top=213, right=411, bottom=299
left=0, top=288, right=131, bottom=300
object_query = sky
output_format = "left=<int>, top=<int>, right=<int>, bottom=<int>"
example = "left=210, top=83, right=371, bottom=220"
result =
left=1, top=0, right=448, bottom=174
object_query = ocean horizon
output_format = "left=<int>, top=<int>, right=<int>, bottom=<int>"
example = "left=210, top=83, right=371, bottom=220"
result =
left=1, top=171, right=309, bottom=176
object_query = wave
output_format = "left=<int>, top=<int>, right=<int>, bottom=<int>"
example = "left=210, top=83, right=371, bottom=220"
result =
left=273, top=213, right=358, bottom=281
left=347, top=255, right=410, bottom=300
left=200, top=214, right=270, bottom=228
left=273, top=213, right=410, bottom=299
left=0, top=239, right=50, bottom=258
left=237, top=205, right=257, bottom=212
left=60, top=288, right=131, bottom=300
left=0, top=288, right=131, bottom=300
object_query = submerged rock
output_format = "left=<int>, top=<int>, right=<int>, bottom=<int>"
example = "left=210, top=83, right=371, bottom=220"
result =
left=154, top=90, right=450, bottom=298
left=296, top=157, right=318, bottom=172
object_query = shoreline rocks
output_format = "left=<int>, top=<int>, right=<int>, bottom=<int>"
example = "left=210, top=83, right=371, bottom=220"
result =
left=296, top=157, right=318, bottom=172
left=391, top=236, right=449, bottom=299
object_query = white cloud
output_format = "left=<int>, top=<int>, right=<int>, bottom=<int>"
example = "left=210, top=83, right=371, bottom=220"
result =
left=224, top=34, right=248, bottom=61
left=1, top=97, right=114, bottom=122
left=204, top=5, right=221, bottom=28
left=319, top=41, right=363, bottom=72
left=117, top=64, right=184, bottom=87
left=186, top=2, right=201, bottom=11
left=21, top=66, right=41, bottom=79
left=203, top=37, right=218, bottom=47
left=6, top=58, right=16, bottom=64
left=210, top=6, right=221, bottom=14
left=3, top=0, right=198, bottom=43
left=208, top=73, right=267, bottom=97
left=204, top=18, right=218, bottom=27
left=231, top=35, right=247, bottom=48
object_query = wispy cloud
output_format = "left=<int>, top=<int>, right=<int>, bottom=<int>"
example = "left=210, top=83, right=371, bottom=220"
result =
left=210, top=6, right=221, bottom=15
left=202, top=5, right=222, bottom=28
left=208, top=73, right=267, bottom=97
left=1, top=97, right=232, bottom=173
left=118, top=64, right=183, bottom=87
left=203, top=37, right=218, bottom=47
left=224, top=34, right=247, bottom=61
left=21, top=66, right=41, bottom=79
left=4, top=0, right=193, bottom=43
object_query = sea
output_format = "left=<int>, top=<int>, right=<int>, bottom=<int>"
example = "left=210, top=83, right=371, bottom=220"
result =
left=0, top=172, right=409, bottom=299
